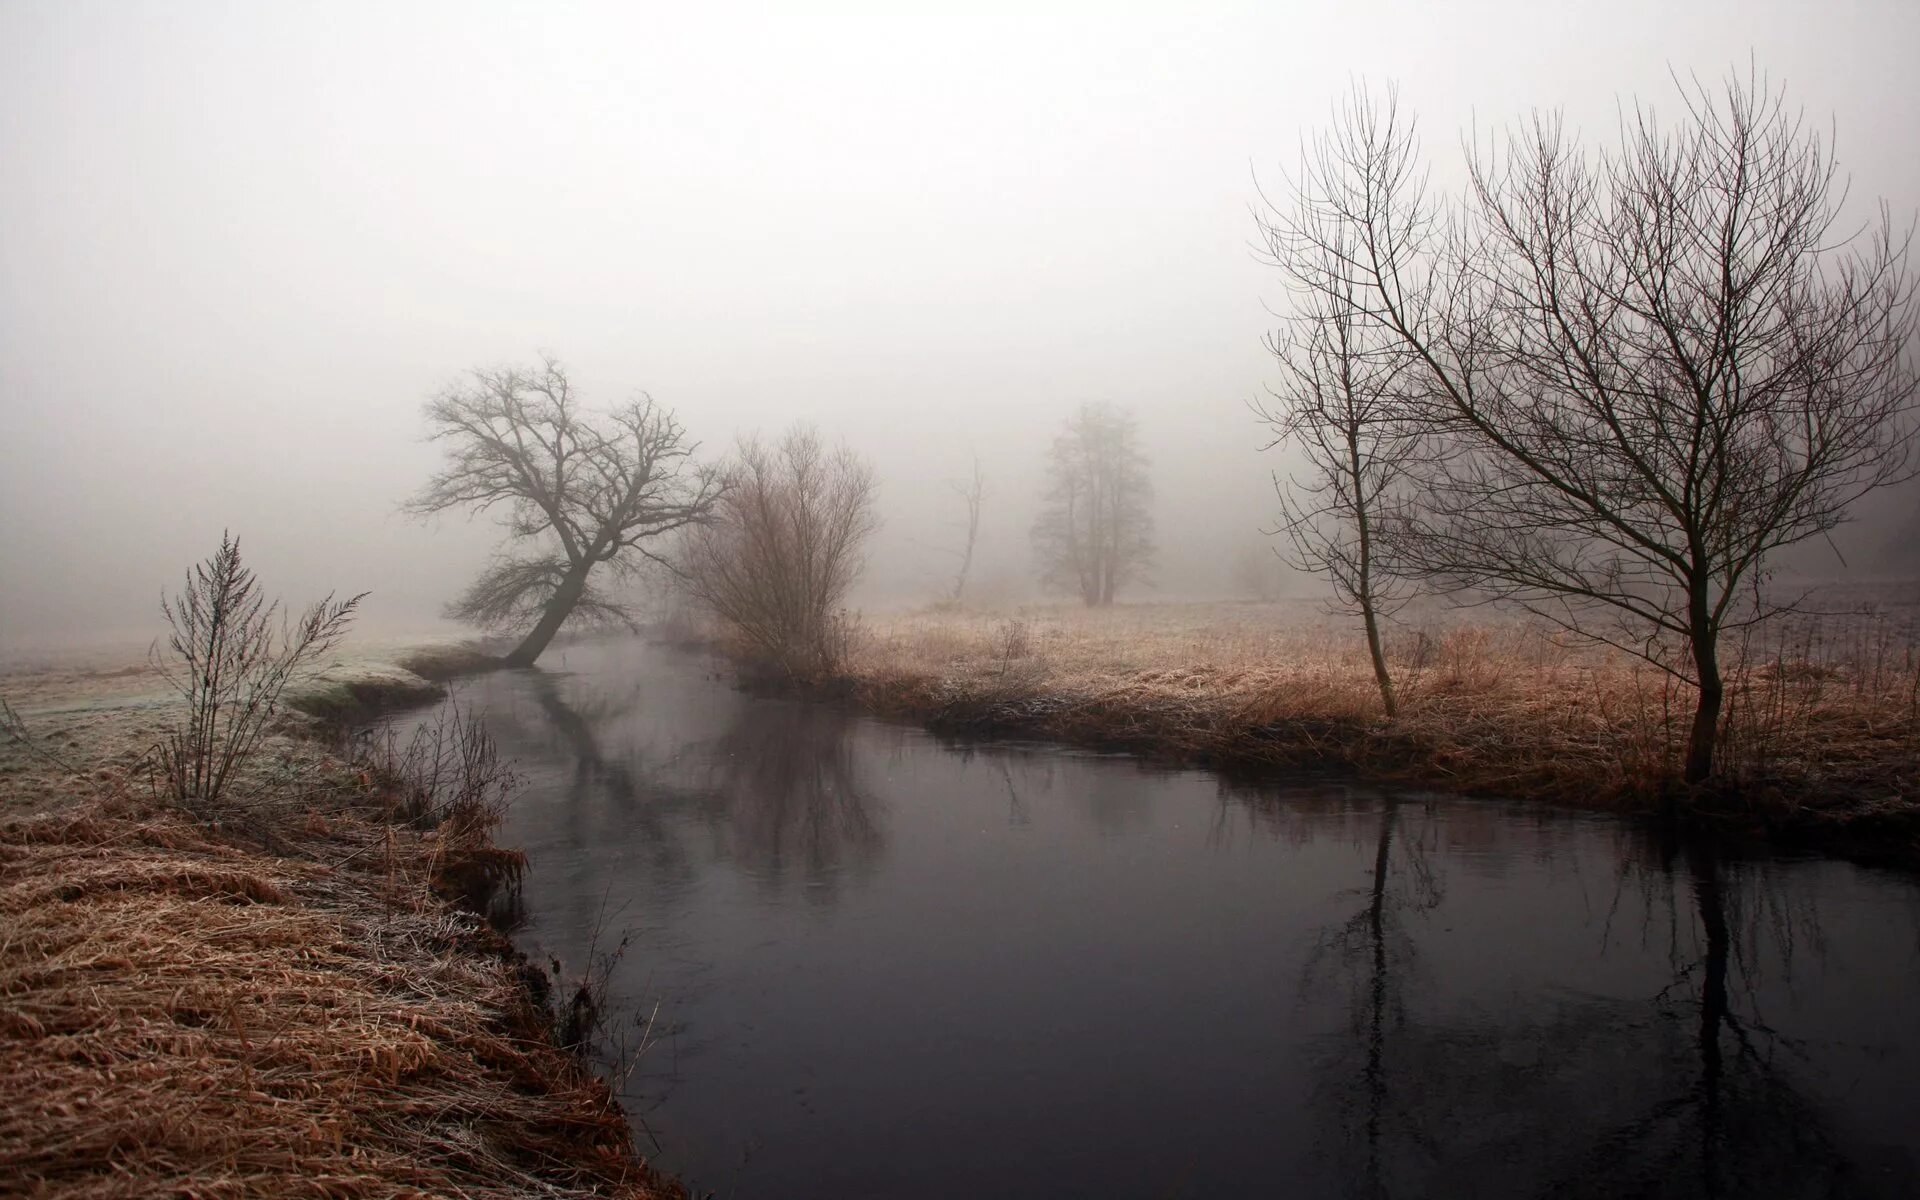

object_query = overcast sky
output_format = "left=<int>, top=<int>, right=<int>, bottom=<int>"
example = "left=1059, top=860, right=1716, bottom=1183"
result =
left=4, top=0, right=1917, bottom=651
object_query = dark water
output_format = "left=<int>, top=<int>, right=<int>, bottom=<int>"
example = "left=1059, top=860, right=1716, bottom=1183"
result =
left=410, top=638, right=1920, bottom=1198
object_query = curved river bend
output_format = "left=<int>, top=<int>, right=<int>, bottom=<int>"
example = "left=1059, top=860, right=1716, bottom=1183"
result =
left=400, top=638, right=1920, bottom=1199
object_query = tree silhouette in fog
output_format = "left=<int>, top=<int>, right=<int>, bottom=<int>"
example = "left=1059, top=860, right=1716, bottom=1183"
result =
left=1031, top=402, right=1154, bottom=606
left=409, top=355, right=721, bottom=667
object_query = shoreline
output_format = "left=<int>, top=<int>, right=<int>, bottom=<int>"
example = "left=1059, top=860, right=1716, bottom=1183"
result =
left=826, top=667, right=1920, bottom=867
left=0, top=648, right=679, bottom=1199
left=723, top=601, right=1920, bottom=869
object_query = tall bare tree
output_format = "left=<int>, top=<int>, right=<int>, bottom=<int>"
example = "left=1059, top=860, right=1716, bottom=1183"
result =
left=947, top=454, right=986, bottom=604
left=408, top=355, right=721, bottom=667
left=1264, top=73, right=1919, bottom=783
left=1031, top=402, right=1154, bottom=606
left=1257, top=232, right=1425, bottom=718
left=678, top=426, right=879, bottom=678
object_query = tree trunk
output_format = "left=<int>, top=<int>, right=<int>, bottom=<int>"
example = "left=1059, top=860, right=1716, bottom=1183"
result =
left=504, top=561, right=592, bottom=667
left=1683, top=597, right=1723, bottom=785
left=1361, top=598, right=1398, bottom=719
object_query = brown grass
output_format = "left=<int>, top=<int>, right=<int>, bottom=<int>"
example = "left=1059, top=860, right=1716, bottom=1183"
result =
left=1, top=687, right=674, bottom=1198
left=839, top=600, right=1920, bottom=826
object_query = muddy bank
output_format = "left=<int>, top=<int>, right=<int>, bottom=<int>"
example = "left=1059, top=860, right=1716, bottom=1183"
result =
left=0, top=652, right=678, bottom=1199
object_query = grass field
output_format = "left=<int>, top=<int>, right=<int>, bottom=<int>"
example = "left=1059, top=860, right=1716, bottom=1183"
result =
left=838, top=596, right=1920, bottom=825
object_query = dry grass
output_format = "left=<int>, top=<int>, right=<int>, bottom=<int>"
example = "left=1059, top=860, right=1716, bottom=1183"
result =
left=842, top=599, right=1920, bottom=823
left=1, top=675, right=674, bottom=1199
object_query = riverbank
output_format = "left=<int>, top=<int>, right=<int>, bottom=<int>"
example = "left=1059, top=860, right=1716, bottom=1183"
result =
left=822, top=602, right=1920, bottom=847
left=0, top=651, right=677, bottom=1199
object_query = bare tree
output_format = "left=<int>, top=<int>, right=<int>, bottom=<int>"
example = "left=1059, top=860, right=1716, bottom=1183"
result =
left=1257, top=232, right=1425, bottom=718
left=407, top=355, right=722, bottom=667
left=1031, top=402, right=1154, bottom=606
left=1265, top=73, right=1919, bottom=783
left=678, top=426, right=879, bottom=678
left=947, top=454, right=986, bottom=604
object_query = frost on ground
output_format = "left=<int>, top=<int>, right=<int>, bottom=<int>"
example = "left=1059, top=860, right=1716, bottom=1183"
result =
left=0, top=636, right=671, bottom=1199
left=0, top=635, right=479, bottom=817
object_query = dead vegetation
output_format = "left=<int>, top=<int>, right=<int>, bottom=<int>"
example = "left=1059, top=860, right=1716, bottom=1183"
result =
left=0, top=682, right=675, bottom=1199
left=842, top=600, right=1920, bottom=829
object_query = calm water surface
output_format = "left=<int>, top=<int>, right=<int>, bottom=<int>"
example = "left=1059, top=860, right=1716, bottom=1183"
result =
left=414, top=638, right=1920, bottom=1198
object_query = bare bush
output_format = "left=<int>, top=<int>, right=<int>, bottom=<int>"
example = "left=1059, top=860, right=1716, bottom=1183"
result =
left=151, top=533, right=363, bottom=814
left=678, top=426, right=879, bottom=678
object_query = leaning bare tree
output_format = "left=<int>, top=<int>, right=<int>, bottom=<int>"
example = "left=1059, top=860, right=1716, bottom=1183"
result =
left=1264, top=73, right=1919, bottom=783
left=408, top=355, right=722, bottom=667
left=678, top=426, right=879, bottom=678
left=1255, top=246, right=1423, bottom=718
left=1031, top=402, right=1154, bottom=606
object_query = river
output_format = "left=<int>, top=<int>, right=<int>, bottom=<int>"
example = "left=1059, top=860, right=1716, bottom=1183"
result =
left=398, top=637, right=1920, bottom=1198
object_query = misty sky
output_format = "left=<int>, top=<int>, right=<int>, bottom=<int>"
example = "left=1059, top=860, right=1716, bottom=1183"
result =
left=4, top=1, right=1917, bottom=651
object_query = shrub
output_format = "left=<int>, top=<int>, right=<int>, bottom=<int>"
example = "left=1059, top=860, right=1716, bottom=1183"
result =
left=151, top=533, right=363, bottom=813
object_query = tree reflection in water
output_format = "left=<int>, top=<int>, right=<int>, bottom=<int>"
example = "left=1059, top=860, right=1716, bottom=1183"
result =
left=1299, top=797, right=1444, bottom=1199
left=697, top=699, right=883, bottom=901
left=1533, top=838, right=1857, bottom=1199
left=1213, top=780, right=1893, bottom=1197
left=504, top=669, right=882, bottom=898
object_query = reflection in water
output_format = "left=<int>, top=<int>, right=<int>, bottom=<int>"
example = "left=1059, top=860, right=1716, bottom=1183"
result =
left=496, top=667, right=883, bottom=904
left=1294, top=804, right=1867, bottom=1197
left=392, top=638, right=1920, bottom=1199
left=1298, top=799, right=1444, bottom=1197
left=699, top=701, right=882, bottom=898
left=1537, top=839, right=1852, bottom=1198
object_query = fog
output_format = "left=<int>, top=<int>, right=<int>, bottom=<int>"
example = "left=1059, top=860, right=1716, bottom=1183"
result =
left=4, top=1, right=1917, bottom=653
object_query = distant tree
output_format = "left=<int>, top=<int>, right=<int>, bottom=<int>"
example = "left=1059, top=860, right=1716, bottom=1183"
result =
left=678, top=426, right=879, bottom=678
left=947, top=454, right=986, bottom=604
left=1031, top=402, right=1154, bottom=606
left=1263, top=74, right=1919, bottom=782
left=1256, top=226, right=1425, bottom=718
left=1230, top=540, right=1288, bottom=602
left=408, top=355, right=721, bottom=667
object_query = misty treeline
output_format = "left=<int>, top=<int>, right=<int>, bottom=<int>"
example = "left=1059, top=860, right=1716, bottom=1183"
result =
left=1257, top=69, right=1919, bottom=783
left=407, top=357, right=882, bottom=678
left=408, top=357, right=1167, bottom=672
